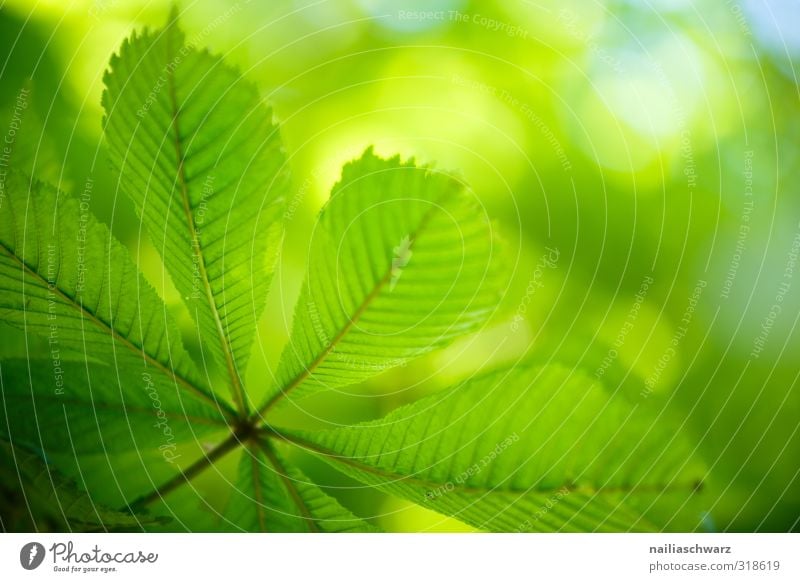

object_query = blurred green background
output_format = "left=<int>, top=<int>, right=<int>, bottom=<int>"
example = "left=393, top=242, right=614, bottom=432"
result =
left=1, top=0, right=798, bottom=531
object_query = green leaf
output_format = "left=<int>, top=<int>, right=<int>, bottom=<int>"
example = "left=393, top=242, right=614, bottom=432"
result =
left=0, top=358, right=224, bottom=454
left=0, top=172, right=229, bottom=417
left=102, top=11, right=288, bottom=412
left=279, top=364, right=705, bottom=532
left=261, top=149, right=504, bottom=410
left=0, top=440, right=168, bottom=531
left=225, top=440, right=377, bottom=532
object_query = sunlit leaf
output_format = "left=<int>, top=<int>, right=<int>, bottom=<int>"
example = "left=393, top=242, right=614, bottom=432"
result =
left=282, top=364, right=705, bottom=532
left=262, top=149, right=505, bottom=410
left=0, top=172, right=228, bottom=417
left=103, top=10, right=288, bottom=411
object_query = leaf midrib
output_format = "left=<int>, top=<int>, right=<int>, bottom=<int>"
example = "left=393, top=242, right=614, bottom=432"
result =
left=268, top=427, right=700, bottom=500
left=257, top=440, right=320, bottom=532
left=163, top=25, right=247, bottom=415
left=256, top=182, right=458, bottom=417
left=0, top=242, right=233, bottom=419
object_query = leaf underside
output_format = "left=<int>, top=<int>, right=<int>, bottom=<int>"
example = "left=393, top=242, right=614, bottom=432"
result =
left=0, top=12, right=705, bottom=534
left=262, top=148, right=505, bottom=409
left=286, top=364, right=705, bottom=532
left=0, top=172, right=227, bottom=416
left=103, top=12, right=288, bottom=410
left=0, top=441, right=168, bottom=532
left=0, top=358, right=222, bottom=454
left=224, top=441, right=377, bottom=532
